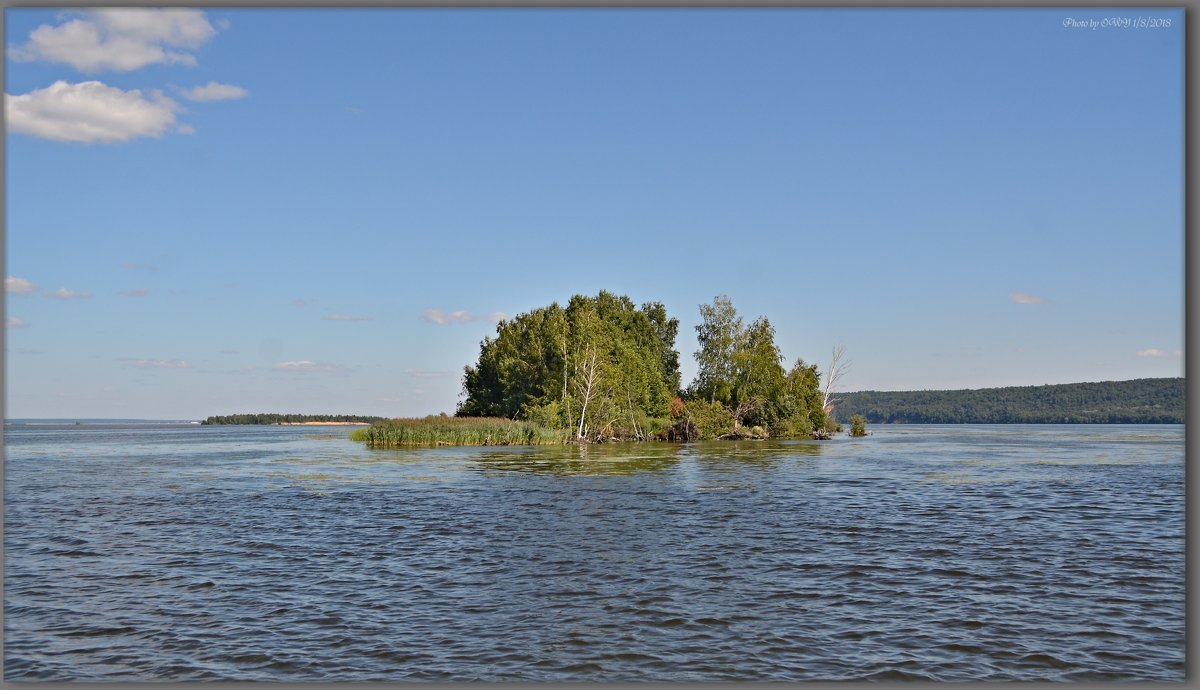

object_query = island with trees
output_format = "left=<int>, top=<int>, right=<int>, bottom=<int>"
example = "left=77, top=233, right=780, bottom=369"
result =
left=357, top=291, right=845, bottom=448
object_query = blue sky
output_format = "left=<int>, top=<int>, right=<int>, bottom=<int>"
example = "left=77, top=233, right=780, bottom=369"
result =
left=4, top=8, right=1185, bottom=420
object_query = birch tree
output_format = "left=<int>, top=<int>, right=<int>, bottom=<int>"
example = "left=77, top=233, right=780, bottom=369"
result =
left=821, top=344, right=850, bottom=414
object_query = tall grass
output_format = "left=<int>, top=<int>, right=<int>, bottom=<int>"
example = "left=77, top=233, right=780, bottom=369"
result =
left=353, top=416, right=572, bottom=448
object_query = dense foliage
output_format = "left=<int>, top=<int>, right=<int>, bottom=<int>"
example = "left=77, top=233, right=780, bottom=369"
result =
left=674, top=295, right=828, bottom=440
left=832, top=378, right=1184, bottom=424
left=457, top=292, right=831, bottom=441
left=457, top=291, right=681, bottom=441
left=453, top=291, right=830, bottom=441
left=201, top=413, right=384, bottom=425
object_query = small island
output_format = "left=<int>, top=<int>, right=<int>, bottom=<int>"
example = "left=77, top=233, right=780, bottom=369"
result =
left=357, top=291, right=849, bottom=449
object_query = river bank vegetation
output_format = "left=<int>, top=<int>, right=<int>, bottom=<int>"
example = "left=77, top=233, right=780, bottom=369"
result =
left=351, top=416, right=570, bottom=447
left=360, top=291, right=842, bottom=448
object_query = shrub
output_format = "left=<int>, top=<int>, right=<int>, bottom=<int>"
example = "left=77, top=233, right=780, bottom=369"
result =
left=849, top=415, right=868, bottom=437
left=684, top=400, right=737, bottom=440
left=522, top=401, right=565, bottom=430
left=669, top=396, right=686, bottom=419
left=770, top=410, right=815, bottom=439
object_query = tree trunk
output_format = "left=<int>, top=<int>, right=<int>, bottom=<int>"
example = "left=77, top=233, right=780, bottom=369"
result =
left=575, top=347, right=598, bottom=440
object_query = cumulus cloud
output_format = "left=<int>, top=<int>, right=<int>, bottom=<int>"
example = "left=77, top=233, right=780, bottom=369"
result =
left=422, top=309, right=509, bottom=325
left=179, top=81, right=248, bottom=102
left=1009, top=292, right=1047, bottom=305
left=6, top=276, right=39, bottom=294
left=127, top=359, right=190, bottom=369
left=1136, top=348, right=1182, bottom=359
left=43, top=287, right=92, bottom=299
left=323, top=314, right=373, bottom=322
left=117, top=288, right=148, bottom=297
left=272, top=360, right=350, bottom=373
left=6, top=317, right=31, bottom=329
left=8, top=9, right=218, bottom=73
left=7, top=80, right=183, bottom=143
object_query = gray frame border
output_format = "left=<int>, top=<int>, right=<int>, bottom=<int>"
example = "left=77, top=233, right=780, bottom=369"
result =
left=0, top=1, right=1192, bottom=688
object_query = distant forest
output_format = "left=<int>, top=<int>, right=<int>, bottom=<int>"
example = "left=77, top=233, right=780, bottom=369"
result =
left=831, top=378, right=1184, bottom=424
left=201, top=414, right=385, bottom=425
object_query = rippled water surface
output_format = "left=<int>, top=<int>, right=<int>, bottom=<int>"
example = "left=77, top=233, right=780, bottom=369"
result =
left=4, top=423, right=1184, bottom=681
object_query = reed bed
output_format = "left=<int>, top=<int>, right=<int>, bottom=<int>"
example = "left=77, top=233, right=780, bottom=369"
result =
left=353, top=416, right=572, bottom=448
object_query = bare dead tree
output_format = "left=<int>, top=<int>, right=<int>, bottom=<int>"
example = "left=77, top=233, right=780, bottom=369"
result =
left=574, top=345, right=600, bottom=440
left=822, top=344, right=850, bottom=414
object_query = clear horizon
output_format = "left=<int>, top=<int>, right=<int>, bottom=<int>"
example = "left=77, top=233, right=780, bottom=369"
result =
left=4, top=8, right=1185, bottom=419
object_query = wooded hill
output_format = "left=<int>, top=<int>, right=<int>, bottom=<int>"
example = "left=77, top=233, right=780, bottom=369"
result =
left=831, top=378, right=1184, bottom=424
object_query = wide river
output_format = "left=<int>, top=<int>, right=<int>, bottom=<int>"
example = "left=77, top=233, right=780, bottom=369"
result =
left=3, top=422, right=1184, bottom=681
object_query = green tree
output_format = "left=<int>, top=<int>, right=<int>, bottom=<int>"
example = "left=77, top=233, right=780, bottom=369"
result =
left=728, top=316, right=786, bottom=430
left=691, top=295, right=743, bottom=405
left=458, top=291, right=681, bottom=441
left=686, top=296, right=823, bottom=438
left=767, top=359, right=826, bottom=438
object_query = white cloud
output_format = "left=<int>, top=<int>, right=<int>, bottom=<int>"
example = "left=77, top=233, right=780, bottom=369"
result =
left=117, top=288, right=148, bottom=297
left=43, top=287, right=92, bottom=299
left=8, top=9, right=217, bottom=73
left=7, top=80, right=183, bottom=143
left=272, top=360, right=350, bottom=373
left=180, top=81, right=248, bottom=102
left=6, top=317, right=31, bottom=329
left=1009, top=292, right=1047, bottom=305
left=127, top=359, right=190, bottom=369
left=1136, top=348, right=1182, bottom=359
left=6, top=276, right=39, bottom=294
left=323, top=314, right=373, bottom=322
left=422, top=308, right=509, bottom=325
left=422, top=309, right=469, bottom=324
left=176, top=123, right=196, bottom=135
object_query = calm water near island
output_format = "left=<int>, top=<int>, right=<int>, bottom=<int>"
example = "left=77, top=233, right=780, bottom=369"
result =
left=3, top=422, right=1184, bottom=681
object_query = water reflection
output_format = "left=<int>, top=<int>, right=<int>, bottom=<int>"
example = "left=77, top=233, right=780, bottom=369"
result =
left=463, top=440, right=826, bottom=477
left=684, top=440, right=823, bottom=467
left=468, top=442, right=685, bottom=476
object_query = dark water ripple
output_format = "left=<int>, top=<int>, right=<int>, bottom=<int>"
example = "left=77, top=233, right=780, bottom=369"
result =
left=4, top=423, right=1184, bottom=681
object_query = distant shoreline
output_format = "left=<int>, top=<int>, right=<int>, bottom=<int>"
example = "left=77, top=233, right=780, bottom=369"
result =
left=277, top=421, right=372, bottom=426
left=200, top=414, right=386, bottom=426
